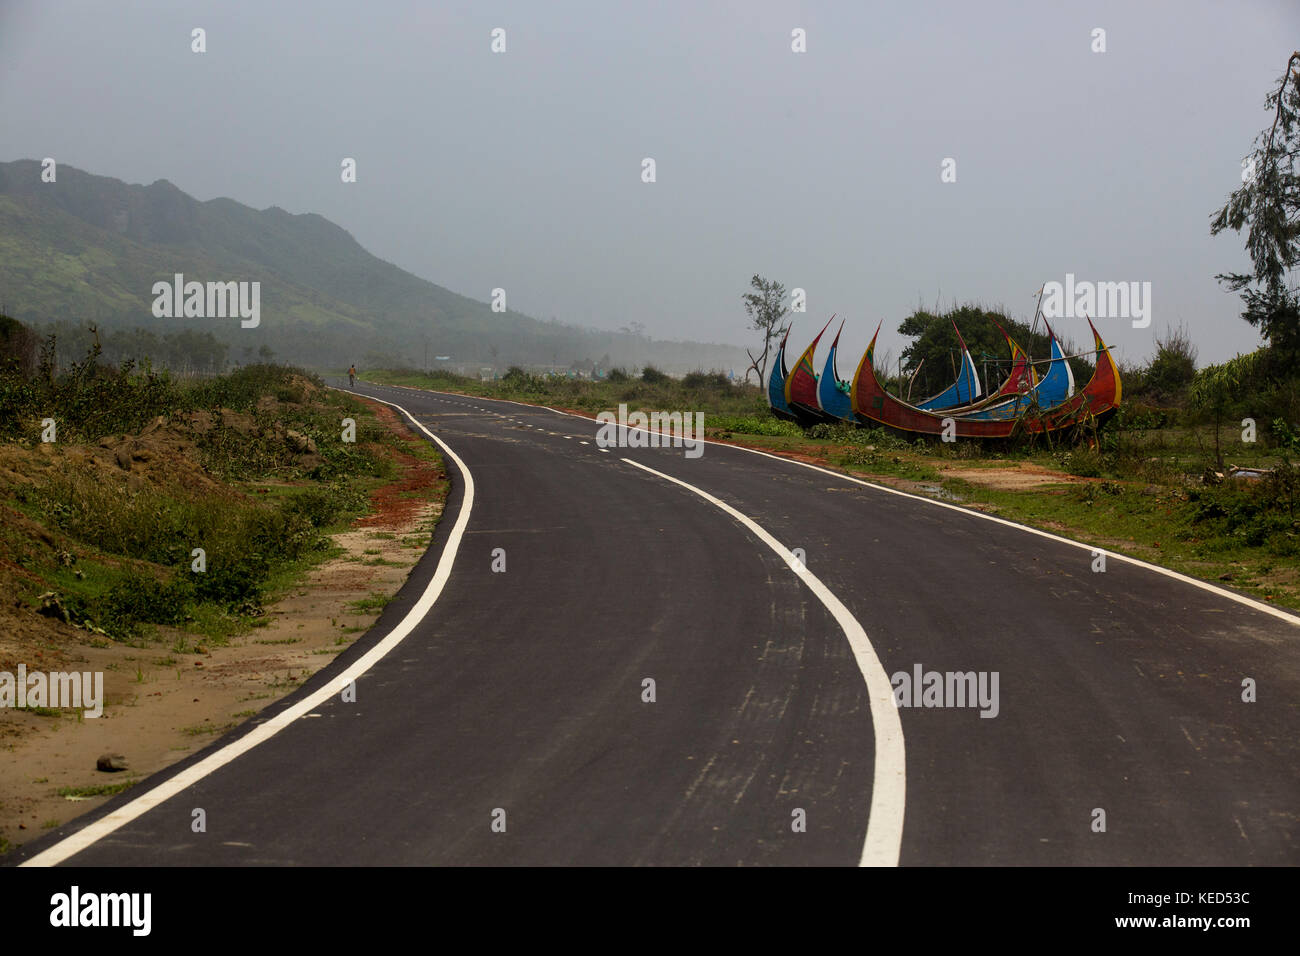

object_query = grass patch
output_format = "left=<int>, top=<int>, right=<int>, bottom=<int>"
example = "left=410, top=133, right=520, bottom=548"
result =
left=348, top=592, right=393, bottom=613
left=58, top=780, right=138, bottom=798
left=180, top=720, right=238, bottom=736
left=17, top=706, right=62, bottom=718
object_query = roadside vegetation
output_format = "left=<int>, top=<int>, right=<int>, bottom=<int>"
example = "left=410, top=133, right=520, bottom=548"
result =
left=365, top=311, right=1299, bottom=611
left=0, top=316, right=442, bottom=646
left=368, top=363, right=761, bottom=416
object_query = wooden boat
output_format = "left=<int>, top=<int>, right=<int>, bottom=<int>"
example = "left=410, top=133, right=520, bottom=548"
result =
left=881, top=320, right=1075, bottom=423
left=791, top=317, right=1055, bottom=425
left=919, top=321, right=1037, bottom=415
left=991, top=321, right=1035, bottom=395
left=766, top=326, right=799, bottom=422
left=817, top=319, right=853, bottom=422
left=914, top=322, right=983, bottom=410
left=800, top=318, right=1020, bottom=423
left=850, top=317, right=1120, bottom=438
left=786, top=317, right=836, bottom=424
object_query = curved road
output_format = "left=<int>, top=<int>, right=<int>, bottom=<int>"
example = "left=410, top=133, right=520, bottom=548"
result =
left=13, top=383, right=1300, bottom=866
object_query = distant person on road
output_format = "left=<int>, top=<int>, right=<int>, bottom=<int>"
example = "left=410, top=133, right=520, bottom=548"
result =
left=348, top=364, right=356, bottom=387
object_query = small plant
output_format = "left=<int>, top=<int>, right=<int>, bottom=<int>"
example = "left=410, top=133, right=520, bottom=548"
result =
left=58, top=780, right=138, bottom=798
left=18, top=705, right=61, bottom=717
left=348, top=592, right=392, bottom=613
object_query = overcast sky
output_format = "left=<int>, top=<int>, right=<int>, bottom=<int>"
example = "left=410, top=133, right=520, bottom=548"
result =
left=2, top=0, right=1296, bottom=366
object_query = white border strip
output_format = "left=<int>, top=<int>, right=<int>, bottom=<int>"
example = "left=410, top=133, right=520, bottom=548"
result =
left=22, top=396, right=473, bottom=867
left=388, top=383, right=1300, bottom=628
left=704, top=442, right=1300, bottom=627
left=621, top=457, right=906, bottom=867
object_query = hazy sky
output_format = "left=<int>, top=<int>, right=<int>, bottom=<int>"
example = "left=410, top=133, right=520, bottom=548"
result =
left=2, top=0, right=1297, bottom=366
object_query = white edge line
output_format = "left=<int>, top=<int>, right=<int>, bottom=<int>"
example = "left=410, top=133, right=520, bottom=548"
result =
left=21, top=395, right=474, bottom=867
left=620, top=457, right=905, bottom=867
left=382, top=383, right=1300, bottom=628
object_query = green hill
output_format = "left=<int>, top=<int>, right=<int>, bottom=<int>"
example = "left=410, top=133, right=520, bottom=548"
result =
left=0, top=160, right=745, bottom=373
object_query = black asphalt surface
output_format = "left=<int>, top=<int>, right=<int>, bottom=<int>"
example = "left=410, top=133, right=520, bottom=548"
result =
left=13, top=383, right=1299, bottom=866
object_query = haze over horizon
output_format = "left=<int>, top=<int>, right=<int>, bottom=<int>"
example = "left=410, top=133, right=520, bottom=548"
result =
left=2, top=0, right=1296, bottom=367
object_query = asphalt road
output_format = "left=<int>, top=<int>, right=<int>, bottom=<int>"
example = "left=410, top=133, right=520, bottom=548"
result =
left=14, top=383, right=1300, bottom=866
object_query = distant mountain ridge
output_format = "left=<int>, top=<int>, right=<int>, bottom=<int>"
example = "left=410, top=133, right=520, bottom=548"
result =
left=0, top=160, right=746, bottom=372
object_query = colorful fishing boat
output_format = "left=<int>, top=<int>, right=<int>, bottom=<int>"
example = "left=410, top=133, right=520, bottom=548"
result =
left=792, top=317, right=1053, bottom=425
left=767, top=326, right=799, bottom=422
left=786, top=317, right=836, bottom=424
left=991, top=321, right=1036, bottom=395
left=804, top=319, right=1008, bottom=422
left=817, top=319, right=853, bottom=422
left=914, top=322, right=983, bottom=410
left=850, top=317, right=1120, bottom=438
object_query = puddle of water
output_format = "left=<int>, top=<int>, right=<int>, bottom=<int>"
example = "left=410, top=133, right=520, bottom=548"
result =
left=918, top=484, right=964, bottom=502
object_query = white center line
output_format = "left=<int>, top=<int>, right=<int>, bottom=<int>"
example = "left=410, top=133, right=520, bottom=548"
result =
left=620, top=457, right=906, bottom=867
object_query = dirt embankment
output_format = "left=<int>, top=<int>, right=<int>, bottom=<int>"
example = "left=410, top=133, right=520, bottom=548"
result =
left=0, top=394, right=445, bottom=853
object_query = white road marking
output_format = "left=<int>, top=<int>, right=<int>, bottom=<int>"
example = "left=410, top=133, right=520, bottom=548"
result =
left=621, top=457, right=906, bottom=867
left=408, top=387, right=1300, bottom=628
left=22, top=395, right=475, bottom=867
left=711, top=445, right=1300, bottom=627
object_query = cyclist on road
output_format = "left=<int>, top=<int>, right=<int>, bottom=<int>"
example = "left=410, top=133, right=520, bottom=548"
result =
left=348, top=364, right=357, bottom=387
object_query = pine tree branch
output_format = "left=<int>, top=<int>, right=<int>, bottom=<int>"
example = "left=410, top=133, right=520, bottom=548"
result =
left=1266, top=52, right=1300, bottom=159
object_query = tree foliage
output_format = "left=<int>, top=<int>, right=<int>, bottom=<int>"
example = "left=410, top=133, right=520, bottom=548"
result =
left=1210, top=53, right=1300, bottom=353
left=0, top=313, right=40, bottom=377
left=1142, top=325, right=1198, bottom=401
left=897, top=303, right=1092, bottom=400
left=741, top=275, right=790, bottom=385
left=1189, top=350, right=1272, bottom=468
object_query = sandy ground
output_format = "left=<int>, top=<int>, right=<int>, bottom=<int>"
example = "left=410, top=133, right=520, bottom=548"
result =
left=935, top=462, right=1101, bottom=490
left=0, top=402, right=443, bottom=855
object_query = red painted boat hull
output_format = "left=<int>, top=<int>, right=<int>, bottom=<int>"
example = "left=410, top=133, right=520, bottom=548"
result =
left=851, top=320, right=1121, bottom=438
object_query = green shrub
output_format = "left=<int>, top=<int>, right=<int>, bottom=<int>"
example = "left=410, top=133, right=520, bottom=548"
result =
left=282, top=483, right=367, bottom=528
left=683, top=370, right=730, bottom=390
left=805, top=422, right=834, bottom=439
left=99, top=572, right=193, bottom=632
left=709, top=414, right=804, bottom=437
left=839, top=445, right=878, bottom=466
left=193, top=553, right=268, bottom=611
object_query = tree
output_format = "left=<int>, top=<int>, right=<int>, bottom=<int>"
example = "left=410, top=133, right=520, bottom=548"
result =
left=1190, top=351, right=1268, bottom=470
left=741, top=275, right=789, bottom=385
left=1143, top=324, right=1198, bottom=401
left=1211, top=52, right=1300, bottom=354
left=0, top=314, right=39, bottom=377
left=896, top=303, right=1092, bottom=400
